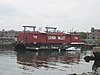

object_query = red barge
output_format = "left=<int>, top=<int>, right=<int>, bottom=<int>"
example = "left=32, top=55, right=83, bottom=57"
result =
left=15, top=26, right=81, bottom=51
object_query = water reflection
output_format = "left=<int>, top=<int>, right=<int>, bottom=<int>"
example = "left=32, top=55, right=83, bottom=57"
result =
left=0, top=48, right=95, bottom=75
left=16, top=50, right=80, bottom=69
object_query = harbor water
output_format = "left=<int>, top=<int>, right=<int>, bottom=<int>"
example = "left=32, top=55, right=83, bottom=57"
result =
left=0, top=48, right=95, bottom=75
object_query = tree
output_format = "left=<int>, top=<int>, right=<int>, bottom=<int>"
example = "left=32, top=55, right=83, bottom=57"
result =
left=80, top=32, right=87, bottom=39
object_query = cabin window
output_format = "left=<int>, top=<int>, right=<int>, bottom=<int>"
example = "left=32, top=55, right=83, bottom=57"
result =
left=33, top=35, right=37, bottom=39
left=48, top=36, right=56, bottom=40
left=58, top=36, right=65, bottom=40
left=92, top=37, right=95, bottom=39
left=97, top=37, right=99, bottom=39
left=74, top=37, right=78, bottom=40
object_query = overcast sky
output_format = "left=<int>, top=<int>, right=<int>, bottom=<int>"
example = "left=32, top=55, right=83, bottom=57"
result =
left=0, top=0, right=100, bottom=32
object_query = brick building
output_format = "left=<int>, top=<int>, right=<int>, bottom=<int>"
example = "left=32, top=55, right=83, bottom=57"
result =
left=87, top=27, right=100, bottom=40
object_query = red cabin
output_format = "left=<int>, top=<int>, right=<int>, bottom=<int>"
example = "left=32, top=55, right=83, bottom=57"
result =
left=17, top=32, right=80, bottom=44
left=26, top=32, right=46, bottom=43
left=71, top=34, right=80, bottom=43
left=17, top=31, right=47, bottom=43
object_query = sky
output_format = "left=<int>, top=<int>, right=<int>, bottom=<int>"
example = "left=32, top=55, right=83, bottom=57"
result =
left=0, top=0, right=100, bottom=32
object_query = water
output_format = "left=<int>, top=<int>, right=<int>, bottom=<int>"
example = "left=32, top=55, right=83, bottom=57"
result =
left=0, top=48, right=94, bottom=75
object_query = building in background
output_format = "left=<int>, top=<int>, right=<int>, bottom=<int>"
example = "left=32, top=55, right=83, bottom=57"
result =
left=87, top=27, right=100, bottom=40
left=87, top=27, right=100, bottom=46
left=0, top=29, right=20, bottom=43
left=0, top=29, right=18, bottom=40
